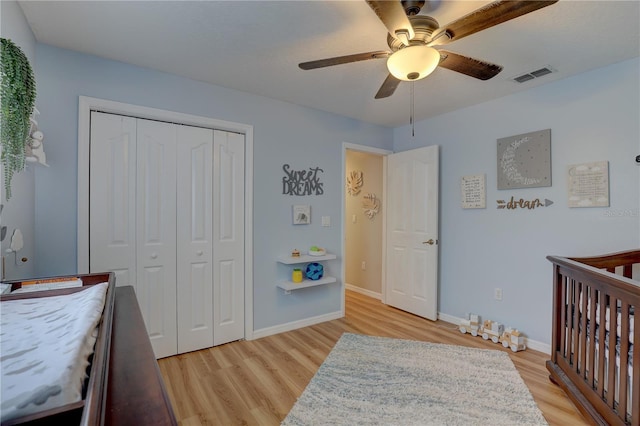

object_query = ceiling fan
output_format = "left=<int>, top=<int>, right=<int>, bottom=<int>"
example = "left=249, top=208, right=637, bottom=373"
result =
left=299, top=0, right=558, bottom=99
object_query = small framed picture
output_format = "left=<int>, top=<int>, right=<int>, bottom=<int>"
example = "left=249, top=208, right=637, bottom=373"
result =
left=292, top=205, right=311, bottom=225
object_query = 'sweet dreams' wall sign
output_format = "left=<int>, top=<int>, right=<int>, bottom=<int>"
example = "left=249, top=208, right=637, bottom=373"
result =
left=282, top=164, right=324, bottom=195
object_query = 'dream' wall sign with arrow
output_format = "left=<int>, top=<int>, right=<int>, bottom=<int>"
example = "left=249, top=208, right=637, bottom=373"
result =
left=497, top=196, right=554, bottom=210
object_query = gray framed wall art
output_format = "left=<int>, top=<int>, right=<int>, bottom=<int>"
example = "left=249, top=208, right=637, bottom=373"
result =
left=497, top=129, right=551, bottom=190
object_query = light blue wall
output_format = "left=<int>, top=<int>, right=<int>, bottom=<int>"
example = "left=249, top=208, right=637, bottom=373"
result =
left=394, top=58, right=640, bottom=343
left=0, top=0, right=37, bottom=279
left=33, top=44, right=393, bottom=330
left=25, top=40, right=640, bottom=344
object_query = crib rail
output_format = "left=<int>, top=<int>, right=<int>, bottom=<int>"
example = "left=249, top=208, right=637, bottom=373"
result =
left=547, top=250, right=640, bottom=426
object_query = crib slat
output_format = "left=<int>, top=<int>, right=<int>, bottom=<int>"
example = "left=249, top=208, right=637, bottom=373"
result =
left=618, top=301, right=629, bottom=423
left=587, top=288, right=597, bottom=387
left=550, top=266, right=560, bottom=363
left=632, top=305, right=639, bottom=426
left=572, top=280, right=580, bottom=370
left=559, top=275, right=567, bottom=360
left=606, top=297, right=617, bottom=410
left=597, top=290, right=607, bottom=398
left=578, top=283, right=588, bottom=377
left=566, top=278, right=573, bottom=361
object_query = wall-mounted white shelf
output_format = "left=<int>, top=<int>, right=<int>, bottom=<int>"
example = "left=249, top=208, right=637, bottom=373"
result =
left=276, top=252, right=338, bottom=294
left=277, top=276, right=337, bottom=293
left=277, top=253, right=337, bottom=264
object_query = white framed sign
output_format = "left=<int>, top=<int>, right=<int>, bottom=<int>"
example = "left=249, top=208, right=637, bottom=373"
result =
left=292, top=204, right=311, bottom=224
left=567, top=161, right=609, bottom=207
left=461, top=174, right=486, bottom=209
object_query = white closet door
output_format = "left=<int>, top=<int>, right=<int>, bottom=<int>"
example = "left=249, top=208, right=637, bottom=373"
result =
left=213, top=130, right=245, bottom=346
left=176, top=125, right=214, bottom=353
left=89, top=112, right=137, bottom=287
left=136, top=119, right=178, bottom=359
left=89, top=111, right=246, bottom=357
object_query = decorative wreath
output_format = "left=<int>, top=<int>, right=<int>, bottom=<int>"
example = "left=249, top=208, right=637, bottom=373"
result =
left=362, top=193, right=380, bottom=219
left=346, top=170, right=363, bottom=196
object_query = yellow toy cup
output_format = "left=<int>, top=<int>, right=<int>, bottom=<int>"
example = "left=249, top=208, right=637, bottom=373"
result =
left=292, top=268, right=303, bottom=283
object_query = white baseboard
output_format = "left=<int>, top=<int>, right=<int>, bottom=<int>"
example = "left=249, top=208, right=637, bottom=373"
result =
left=250, top=304, right=551, bottom=355
left=437, top=312, right=551, bottom=355
left=345, top=283, right=382, bottom=300
left=437, top=312, right=463, bottom=326
left=251, top=310, right=343, bottom=340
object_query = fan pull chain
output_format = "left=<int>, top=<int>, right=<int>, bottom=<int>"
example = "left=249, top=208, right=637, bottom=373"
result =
left=410, top=81, right=415, bottom=137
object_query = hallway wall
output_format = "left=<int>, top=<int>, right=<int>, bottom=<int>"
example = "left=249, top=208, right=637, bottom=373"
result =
left=345, top=150, right=384, bottom=295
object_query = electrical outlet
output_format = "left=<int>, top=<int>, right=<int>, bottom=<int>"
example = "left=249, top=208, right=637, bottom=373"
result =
left=361, top=261, right=366, bottom=270
left=494, top=288, right=503, bottom=301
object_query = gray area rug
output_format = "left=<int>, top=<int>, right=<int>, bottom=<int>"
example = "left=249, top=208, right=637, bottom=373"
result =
left=282, top=333, right=547, bottom=425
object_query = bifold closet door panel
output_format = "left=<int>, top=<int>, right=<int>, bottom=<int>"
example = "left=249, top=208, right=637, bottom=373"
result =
left=89, top=111, right=247, bottom=357
left=176, top=125, right=215, bottom=354
left=136, top=119, right=178, bottom=359
left=89, top=112, right=137, bottom=288
left=213, top=130, right=245, bottom=346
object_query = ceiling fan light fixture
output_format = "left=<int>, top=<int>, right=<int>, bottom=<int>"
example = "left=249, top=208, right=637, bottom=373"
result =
left=387, top=45, right=440, bottom=81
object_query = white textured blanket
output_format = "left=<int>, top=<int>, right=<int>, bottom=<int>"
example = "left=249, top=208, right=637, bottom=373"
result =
left=0, top=283, right=108, bottom=422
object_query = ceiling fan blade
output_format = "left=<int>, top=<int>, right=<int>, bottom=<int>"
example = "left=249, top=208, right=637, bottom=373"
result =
left=438, top=50, right=503, bottom=80
left=375, top=74, right=401, bottom=99
left=299, top=51, right=390, bottom=70
left=366, top=0, right=415, bottom=45
left=429, top=0, right=558, bottom=46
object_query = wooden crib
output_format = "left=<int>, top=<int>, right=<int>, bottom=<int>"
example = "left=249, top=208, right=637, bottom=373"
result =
left=547, top=249, right=639, bottom=426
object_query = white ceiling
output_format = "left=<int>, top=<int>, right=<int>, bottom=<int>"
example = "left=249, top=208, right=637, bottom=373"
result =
left=18, top=0, right=640, bottom=127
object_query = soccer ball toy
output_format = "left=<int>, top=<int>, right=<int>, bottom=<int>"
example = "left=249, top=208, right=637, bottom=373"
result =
left=305, top=262, right=324, bottom=281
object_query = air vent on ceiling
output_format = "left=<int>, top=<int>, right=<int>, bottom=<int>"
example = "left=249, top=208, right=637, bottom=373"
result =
left=512, top=66, right=555, bottom=83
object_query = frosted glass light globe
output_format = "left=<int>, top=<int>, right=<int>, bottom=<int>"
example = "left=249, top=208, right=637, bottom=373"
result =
left=387, top=46, right=440, bottom=81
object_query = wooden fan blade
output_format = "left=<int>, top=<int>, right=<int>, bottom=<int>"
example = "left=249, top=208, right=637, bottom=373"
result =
left=438, top=50, right=503, bottom=80
left=375, top=74, right=401, bottom=99
left=299, top=51, right=390, bottom=70
left=366, top=0, right=414, bottom=45
left=429, top=0, right=558, bottom=46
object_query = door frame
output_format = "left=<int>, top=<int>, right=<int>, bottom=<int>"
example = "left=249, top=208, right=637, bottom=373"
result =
left=77, top=96, right=255, bottom=340
left=341, top=142, right=392, bottom=314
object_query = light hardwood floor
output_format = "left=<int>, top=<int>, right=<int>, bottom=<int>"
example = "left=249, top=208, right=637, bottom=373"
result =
left=158, top=290, right=588, bottom=425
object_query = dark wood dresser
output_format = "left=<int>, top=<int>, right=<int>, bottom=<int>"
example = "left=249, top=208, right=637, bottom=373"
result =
left=105, top=286, right=177, bottom=425
left=1, top=277, right=175, bottom=426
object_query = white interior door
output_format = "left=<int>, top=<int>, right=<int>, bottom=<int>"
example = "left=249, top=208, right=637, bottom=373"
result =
left=136, top=119, right=178, bottom=358
left=212, top=130, right=245, bottom=345
left=385, top=145, right=439, bottom=320
left=176, top=125, right=214, bottom=353
left=89, top=112, right=137, bottom=287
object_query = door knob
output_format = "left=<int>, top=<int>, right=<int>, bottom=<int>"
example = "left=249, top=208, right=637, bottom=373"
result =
left=196, top=250, right=203, bottom=256
left=150, top=253, right=158, bottom=259
left=423, top=239, right=437, bottom=245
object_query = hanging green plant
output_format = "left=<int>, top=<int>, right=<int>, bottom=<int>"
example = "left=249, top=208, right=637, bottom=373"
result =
left=1, top=38, right=37, bottom=200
